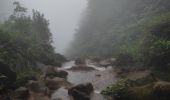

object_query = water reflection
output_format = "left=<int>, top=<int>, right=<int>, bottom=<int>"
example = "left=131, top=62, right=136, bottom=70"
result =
left=52, top=60, right=117, bottom=100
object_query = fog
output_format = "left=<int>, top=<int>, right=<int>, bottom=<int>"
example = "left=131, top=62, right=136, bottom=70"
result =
left=0, top=0, right=87, bottom=54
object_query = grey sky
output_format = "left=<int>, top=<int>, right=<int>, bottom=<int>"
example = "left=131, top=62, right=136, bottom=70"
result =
left=0, top=0, right=87, bottom=54
left=22, top=0, right=87, bottom=54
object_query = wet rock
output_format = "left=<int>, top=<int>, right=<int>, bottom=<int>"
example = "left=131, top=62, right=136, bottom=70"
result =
left=16, top=75, right=37, bottom=87
left=68, top=83, right=94, bottom=100
left=132, top=73, right=157, bottom=86
left=56, top=70, right=68, bottom=78
left=52, top=98, right=62, bottom=100
left=45, top=77, right=70, bottom=91
left=89, top=57, right=101, bottom=63
left=46, top=67, right=56, bottom=75
left=12, top=87, right=30, bottom=100
left=45, top=67, right=68, bottom=79
left=101, top=79, right=133, bottom=99
left=75, top=58, right=85, bottom=65
left=96, top=74, right=101, bottom=77
left=154, top=81, right=170, bottom=98
left=68, top=65, right=95, bottom=71
left=130, top=82, right=170, bottom=100
left=99, top=60, right=111, bottom=68
left=102, top=77, right=170, bottom=100
left=0, top=89, right=11, bottom=100
left=0, top=62, right=16, bottom=89
left=27, top=80, right=49, bottom=95
left=115, top=53, right=134, bottom=66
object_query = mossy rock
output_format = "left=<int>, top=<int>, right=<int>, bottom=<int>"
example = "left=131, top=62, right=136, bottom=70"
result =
left=16, top=75, right=37, bottom=87
left=12, top=87, right=30, bottom=100
left=132, top=74, right=156, bottom=86
left=130, top=84, right=154, bottom=100
left=102, top=79, right=170, bottom=100
left=46, top=70, right=68, bottom=79
left=45, top=77, right=71, bottom=91
left=101, top=79, right=134, bottom=99
left=153, top=81, right=170, bottom=99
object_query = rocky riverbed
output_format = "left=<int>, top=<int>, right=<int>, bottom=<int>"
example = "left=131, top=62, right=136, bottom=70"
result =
left=52, top=60, right=118, bottom=100
left=3, top=59, right=169, bottom=100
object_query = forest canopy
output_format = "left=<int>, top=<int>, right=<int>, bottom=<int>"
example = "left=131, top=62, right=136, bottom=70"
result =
left=0, top=2, right=66, bottom=72
left=67, top=0, right=170, bottom=69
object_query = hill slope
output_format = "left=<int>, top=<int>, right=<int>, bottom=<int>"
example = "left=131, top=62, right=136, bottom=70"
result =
left=67, top=0, right=170, bottom=61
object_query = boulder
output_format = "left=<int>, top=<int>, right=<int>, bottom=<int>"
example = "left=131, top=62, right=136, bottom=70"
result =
left=68, top=65, right=95, bottom=71
left=45, top=77, right=70, bottom=91
left=75, top=58, right=85, bottom=65
left=12, top=87, right=30, bottom=100
left=16, top=75, right=37, bottom=87
left=154, top=81, right=170, bottom=98
left=52, top=98, right=62, bottom=100
left=89, top=57, right=101, bottom=63
left=26, top=80, right=49, bottom=95
left=68, top=83, right=94, bottom=100
left=45, top=67, right=68, bottom=79
left=102, top=78, right=170, bottom=100
left=0, top=62, right=16, bottom=89
left=46, top=67, right=56, bottom=75
left=115, top=53, right=134, bottom=66
left=129, top=81, right=170, bottom=100
left=56, top=70, right=68, bottom=78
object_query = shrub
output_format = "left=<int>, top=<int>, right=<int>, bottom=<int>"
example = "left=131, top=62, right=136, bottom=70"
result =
left=141, top=14, right=170, bottom=69
left=101, top=79, right=133, bottom=99
left=15, top=68, right=41, bottom=87
left=115, top=53, right=134, bottom=66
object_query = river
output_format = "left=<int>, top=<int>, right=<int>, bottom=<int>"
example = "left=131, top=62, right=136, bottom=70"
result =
left=51, top=60, right=118, bottom=100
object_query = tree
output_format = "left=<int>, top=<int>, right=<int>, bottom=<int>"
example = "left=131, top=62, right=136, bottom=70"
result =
left=0, top=2, right=65, bottom=72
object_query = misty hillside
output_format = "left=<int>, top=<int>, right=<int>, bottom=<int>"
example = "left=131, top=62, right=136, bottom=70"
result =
left=1, top=1, right=170, bottom=100
left=67, top=0, right=170, bottom=62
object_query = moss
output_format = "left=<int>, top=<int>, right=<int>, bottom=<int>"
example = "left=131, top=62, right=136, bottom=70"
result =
left=130, top=84, right=154, bottom=100
left=102, top=76, right=170, bottom=100
left=153, top=70, right=170, bottom=82
left=15, top=68, right=41, bottom=87
left=101, top=79, right=134, bottom=99
left=46, top=73, right=65, bottom=79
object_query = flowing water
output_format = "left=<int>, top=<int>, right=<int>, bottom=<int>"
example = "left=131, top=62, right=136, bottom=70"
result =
left=52, top=60, right=118, bottom=100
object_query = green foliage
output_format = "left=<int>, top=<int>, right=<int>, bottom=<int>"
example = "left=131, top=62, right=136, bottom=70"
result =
left=101, top=77, right=156, bottom=100
left=101, top=79, right=132, bottom=95
left=153, top=70, right=170, bottom=82
left=46, top=73, right=64, bottom=79
left=0, top=2, right=65, bottom=72
left=67, top=0, right=170, bottom=70
left=101, top=79, right=133, bottom=99
left=141, top=14, right=170, bottom=69
left=16, top=67, right=41, bottom=87
left=102, top=78, right=170, bottom=100
left=67, top=0, right=170, bottom=58
left=115, top=53, right=134, bottom=66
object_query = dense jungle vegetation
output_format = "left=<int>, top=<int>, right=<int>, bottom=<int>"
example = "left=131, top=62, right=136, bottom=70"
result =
left=67, top=0, right=170, bottom=70
left=0, top=2, right=66, bottom=86
left=0, top=0, right=170, bottom=100
left=67, top=1, right=170, bottom=99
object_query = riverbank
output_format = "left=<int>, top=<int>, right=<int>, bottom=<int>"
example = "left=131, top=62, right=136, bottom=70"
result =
left=1, top=59, right=170, bottom=100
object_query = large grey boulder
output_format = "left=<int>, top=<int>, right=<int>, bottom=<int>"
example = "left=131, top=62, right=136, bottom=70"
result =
left=45, top=67, right=68, bottom=79
left=27, top=80, right=49, bottom=95
left=68, top=83, right=94, bottom=100
left=12, top=87, right=30, bottom=100
left=0, top=62, right=16, bottom=89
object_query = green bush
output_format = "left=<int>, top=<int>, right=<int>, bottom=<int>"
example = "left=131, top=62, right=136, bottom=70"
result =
left=141, top=14, right=170, bottom=69
left=15, top=68, right=41, bottom=87
left=115, top=53, right=134, bottom=66
left=101, top=79, right=133, bottom=99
